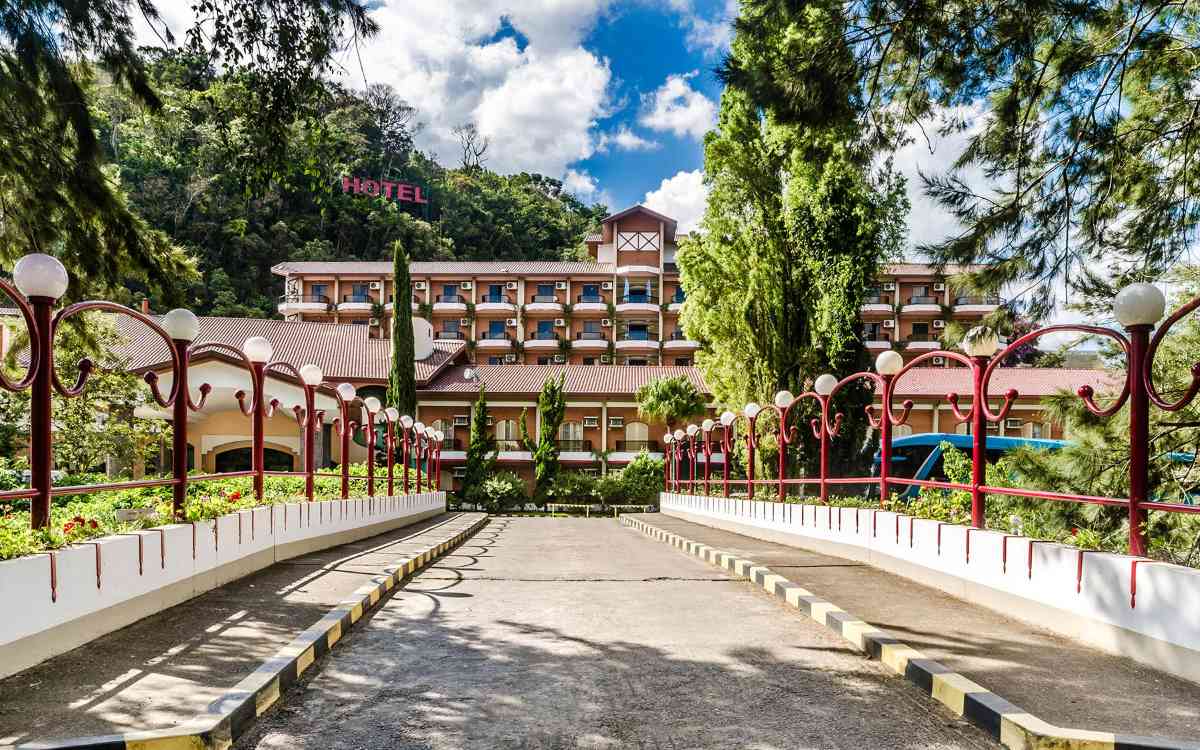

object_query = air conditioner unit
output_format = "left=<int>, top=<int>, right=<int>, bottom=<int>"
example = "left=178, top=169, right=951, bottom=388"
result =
left=505, top=281, right=518, bottom=291
left=608, top=416, right=624, bottom=429
left=931, top=356, right=945, bottom=366
left=933, top=282, right=946, bottom=292
left=459, top=317, right=471, bottom=326
left=553, top=354, right=566, bottom=363
left=932, top=319, right=946, bottom=329
left=554, top=318, right=566, bottom=327
left=600, top=354, right=612, bottom=364
left=504, top=354, right=517, bottom=363
left=555, top=281, right=568, bottom=290
left=369, top=281, right=382, bottom=291
left=414, top=281, right=427, bottom=290
left=1006, top=418, right=1024, bottom=429
left=460, top=281, right=473, bottom=290
left=882, top=319, right=895, bottom=329
left=601, top=281, right=614, bottom=291
left=453, top=415, right=469, bottom=427
left=369, top=318, right=381, bottom=326
left=882, top=282, right=897, bottom=291
left=506, top=318, right=518, bottom=327
left=601, top=318, right=612, bottom=327
left=583, top=416, right=600, bottom=428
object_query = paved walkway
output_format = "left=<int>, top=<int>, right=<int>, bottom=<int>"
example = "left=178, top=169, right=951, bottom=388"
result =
left=0, top=512, right=481, bottom=746
left=634, top=513, right=1200, bottom=742
left=237, top=517, right=993, bottom=749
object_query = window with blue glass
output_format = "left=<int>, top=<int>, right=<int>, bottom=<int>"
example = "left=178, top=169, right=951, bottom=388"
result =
left=627, top=323, right=648, bottom=340
left=487, top=320, right=505, bottom=338
left=536, top=320, right=556, bottom=339
left=580, top=284, right=600, bottom=302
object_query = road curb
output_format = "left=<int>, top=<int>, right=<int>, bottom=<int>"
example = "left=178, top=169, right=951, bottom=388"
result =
left=622, top=514, right=1200, bottom=750
left=13, top=513, right=490, bottom=750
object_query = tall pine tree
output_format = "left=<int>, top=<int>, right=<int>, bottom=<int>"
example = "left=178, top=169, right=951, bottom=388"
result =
left=462, top=385, right=498, bottom=506
left=388, top=240, right=417, bottom=416
left=520, top=374, right=566, bottom=509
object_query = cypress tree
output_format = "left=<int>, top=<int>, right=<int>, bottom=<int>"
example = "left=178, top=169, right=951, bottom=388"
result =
left=388, top=240, right=417, bottom=416
left=462, top=385, right=498, bottom=506
left=520, top=374, right=566, bottom=509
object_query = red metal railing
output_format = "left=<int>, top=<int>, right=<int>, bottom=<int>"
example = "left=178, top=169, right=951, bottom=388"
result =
left=663, top=283, right=1200, bottom=556
left=1, top=254, right=443, bottom=529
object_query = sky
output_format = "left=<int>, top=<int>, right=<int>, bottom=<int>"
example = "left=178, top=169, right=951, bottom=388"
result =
left=136, top=0, right=974, bottom=253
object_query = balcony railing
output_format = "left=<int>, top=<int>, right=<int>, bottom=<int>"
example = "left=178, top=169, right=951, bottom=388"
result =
left=616, top=440, right=659, bottom=452
left=906, top=334, right=938, bottom=343
left=577, top=294, right=604, bottom=303
left=496, top=439, right=524, bottom=451
left=341, top=294, right=372, bottom=304
left=555, top=439, right=593, bottom=452
left=864, top=295, right=891, bottom=305
left=479, top=293, right=512, bottom=303
left=436, top=294, right=464, bottom=303
left=530, top=331, right=560, bottom=340
left=576, top=331, right=606, bottom=340
left=907, top=295, right=939, bottom=305
left=862, top=331, right=891, bottom=341
left=955, top=295, right=1002, bottom=305
left=619, top=294, right=656, bottom=304
left=436, top=331, right=465, bottom=340
left=671, top=292, right=685, bottom=304
left=282, top=295, right=330, bottom=305
left=440, top=438, right=462, bottom=450
left=668, top=330, right=689, bottom=341
left=620, top=330, right=655, bottom=341
left=531, top=295, right=559, bottom=303
left=663, top=263, right=679, bottom=273
left=478, top=331, right=511, bottom=340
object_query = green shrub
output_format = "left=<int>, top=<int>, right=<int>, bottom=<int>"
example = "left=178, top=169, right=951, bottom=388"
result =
left=617, top=452, right=663, bottom=505
left=480, top=472, right=526, bottom=513
left=550, top=471, right=596, bottom=504
left=594, top=474, right=625, bottom=509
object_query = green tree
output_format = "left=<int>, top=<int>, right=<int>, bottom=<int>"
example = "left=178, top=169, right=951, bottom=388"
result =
left=387, top=240, right=417, bottom=416
left=635, top=376, right=707, bottom=432
left=681, top=4, right=907, bottom=477
left=461, top=385, right=497, bottom=507
left=520, top=374, right=567, bottom=509
left=725, top=0, right=1200, bottom=317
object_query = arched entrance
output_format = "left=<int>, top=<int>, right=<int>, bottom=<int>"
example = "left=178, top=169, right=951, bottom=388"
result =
left=214, top=446, right=295, bottom=473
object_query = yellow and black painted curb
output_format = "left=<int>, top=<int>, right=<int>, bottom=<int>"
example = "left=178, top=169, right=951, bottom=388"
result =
left=16, top=513, right=490, bottom=750
left=621, top=515, right=1200, bottom=750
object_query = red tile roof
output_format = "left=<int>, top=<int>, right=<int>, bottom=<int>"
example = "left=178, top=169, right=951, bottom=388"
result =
left=272, top=260, right=615, bottom=276
left=114, top=316, right=463, bottom=384
left=883, top=263, right=987, bottom=277
left=892, top=367, right=1116, bottom=399
left=422, top=364, right=710, bottom=397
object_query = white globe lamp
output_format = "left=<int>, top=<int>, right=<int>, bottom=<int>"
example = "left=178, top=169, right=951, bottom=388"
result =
left=161, top=309, right=199, bottom=342
left=13, top=254, right=69, bottom=299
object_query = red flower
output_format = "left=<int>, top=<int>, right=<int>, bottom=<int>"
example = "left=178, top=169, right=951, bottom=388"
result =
left=63, top=522, right=75, bottom=533
left=228, top=491, right=241, bottom=501
left=1070, top=527, right=1079, bottom=536
left=89, top=520, right=98, bottom=530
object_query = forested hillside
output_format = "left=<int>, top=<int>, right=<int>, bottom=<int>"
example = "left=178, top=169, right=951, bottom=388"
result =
left=92, top=51, right=607, bottom=318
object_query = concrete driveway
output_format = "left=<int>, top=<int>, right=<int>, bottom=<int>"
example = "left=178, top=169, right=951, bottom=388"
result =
left=237, top=517, right=994, bottom=749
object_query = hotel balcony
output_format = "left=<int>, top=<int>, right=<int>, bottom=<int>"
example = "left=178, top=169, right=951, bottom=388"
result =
left=662, top=331, right=700, bottom=350
left=952, top=295, right=1002, bottom=315
left=556, top=439, right=595, bottom=462
left=277, top=295, right=331, bottom=315
left=615, top=294, right=659, bottom=315
left=477, top=292, right=517, bottom=314
left=614, top=333, right=660, bottom=351
left=865, top=338, right=893, bottom=351
left=666, top=293, right=685, bottom=313
left=523, top=331, right=562, bottom=351
left=476, top=331, right=513, bottom=351
left=615, top=264, right=660, bottom=277
left=524, top=295, right=564, bottom=315
left=571, top=331, right=609, bottom=351
left=900, top=295, right=942, bottom=316
left=574, top=294, right=609, bottom=315
left=383, top=295, right=420, bottom=313
left=860, top=295, right=895, bottom=317
left=904, top=334, right=943, bottom=351
left=435, top=330, right=467, bottom=341
left=433, top=293, right=468, bottom=314
left=338, top=294, right=374, bottom=313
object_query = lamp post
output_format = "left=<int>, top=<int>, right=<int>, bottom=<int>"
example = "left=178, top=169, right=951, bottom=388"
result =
left=432, top=430, right=444, bottom=490
left=161, top=309, right=200, bottom=518
left=385, top=407, right=399, bottom=497
left=362, top=396, right=381, bottom=498
left=400, top=414, right=414, bottom=493
left=959, top=328, right=1002, bottom=528
left=241, top=336, right=275, bottom=502
left=673, top=429, right=686, bottom=493
left=719, top=411, right=736, bottom=498
left=813, top=374, right=839, bottom=504
left=333, top=382, right=357, bottom=499
left=13, top=254, right=68, bottom=529
left=414, top=421, right=426, bottom=491
left=872, top=350, right=906, bottom=506
left=742, top=403, right=761, bottom=499
left=685, top=424, right=700, bottom=494
left=771, top=390, right=798, bottom=503
left=296, top=364, right=324, bottom=502
left=663, top=433, right=674, bottom=492
left=701, top=418, right=715, bottom=496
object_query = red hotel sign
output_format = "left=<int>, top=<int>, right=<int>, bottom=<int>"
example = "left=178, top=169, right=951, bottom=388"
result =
left=341, top=175, right=429, bottom=204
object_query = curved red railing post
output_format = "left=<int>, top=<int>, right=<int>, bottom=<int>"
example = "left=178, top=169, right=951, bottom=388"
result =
left=250, top=360, right=268, bottom=501
left=361, top=402, right=380, bottom=498
left=330, top=384, right=358, bottom=500
left=701, top=423, right=714, bottom=496
left=170, top=337, right=192, bottom=517
left=720, top=415, right=735, bottom=498
left=433, top=440, right=443, bottom=491
left=386, top=416, right=396, bottom=497
left=744, top=408, right=760, bottom=499
left=816, top=395, right=831, bottom=504
left=662, top=436, right=671, bottom=492
left=970, top=355, right=989, bottom=528
left=1127, top=324, right=1152, bottom=557
left=685, top=427, right=700, bottom=494
left=414, top=428, right=425, bottom=491
left=29, top=295, right=55, bottom=529
left=400, top=417, right=413, bottom=494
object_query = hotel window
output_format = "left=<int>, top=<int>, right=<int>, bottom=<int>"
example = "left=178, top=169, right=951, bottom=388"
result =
left=439, top=320, right=461, bottom=340
left=347, top=283, right=369, bottom=303
left=485, top=320, right=506, bottom=339
left=674, top=358, right=691, bottom=366
left=580, top=283, right=601, bottom=303
left=495, top=420, right=520, bottom=450
left=622, top=279, right=653, bottom=303
left=672, top=286, right=685, bottom=303
left=310, top=283, right=328, bottom=301
left=863, top=322, right=888, bottom=341
left=910, top=322, right=930, bottom=341
left=909, top=285, right=935, bottom=304
left=534, top=283, right=556, bottom=302
left=351, top=319, right=367, bottom=325
left=536, top=356, right=552, bottom=365
left=626, top=358, right=648, bottom=366
left=627, top=323, right=650, bottom=340
left=484, top=283, right=505, bottom=303
left=535, top=320, right=556, bottom=339
left=441, top=284, right=460, bottom=303
left=488, top=356, right=504, bottom=365
left=583, top=357, right=598, bottom=365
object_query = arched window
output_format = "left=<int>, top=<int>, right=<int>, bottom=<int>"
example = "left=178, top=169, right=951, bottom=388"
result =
left=495, top=419, right=519, bottom=450
left=558, top=421, right=584, bottom=450
left=623, top=421, right=650, bottom=451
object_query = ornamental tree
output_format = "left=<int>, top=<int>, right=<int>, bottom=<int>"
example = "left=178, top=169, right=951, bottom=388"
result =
left=520, top=374, right=566, bottom=509
left=635, top=375, right=706, bottom=432
left=387, top=240, right=417, bottom=416
left=461, top=385, right=498, bottom=507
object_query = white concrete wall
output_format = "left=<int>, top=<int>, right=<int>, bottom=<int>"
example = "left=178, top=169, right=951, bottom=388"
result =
left=660, top=493, right=1200, bottom=685
left=0, top=493, right=446, bottom=679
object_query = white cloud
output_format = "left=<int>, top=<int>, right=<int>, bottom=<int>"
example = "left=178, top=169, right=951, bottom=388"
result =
left=597, top=125, right=660, bottom=152
left=639, top=71, right=717, bottom=140
left=644, top=169, right=708, bottom=232
left=563, top=168, right=599, bottom=197
left=671, top=0, right=738, bottom=56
